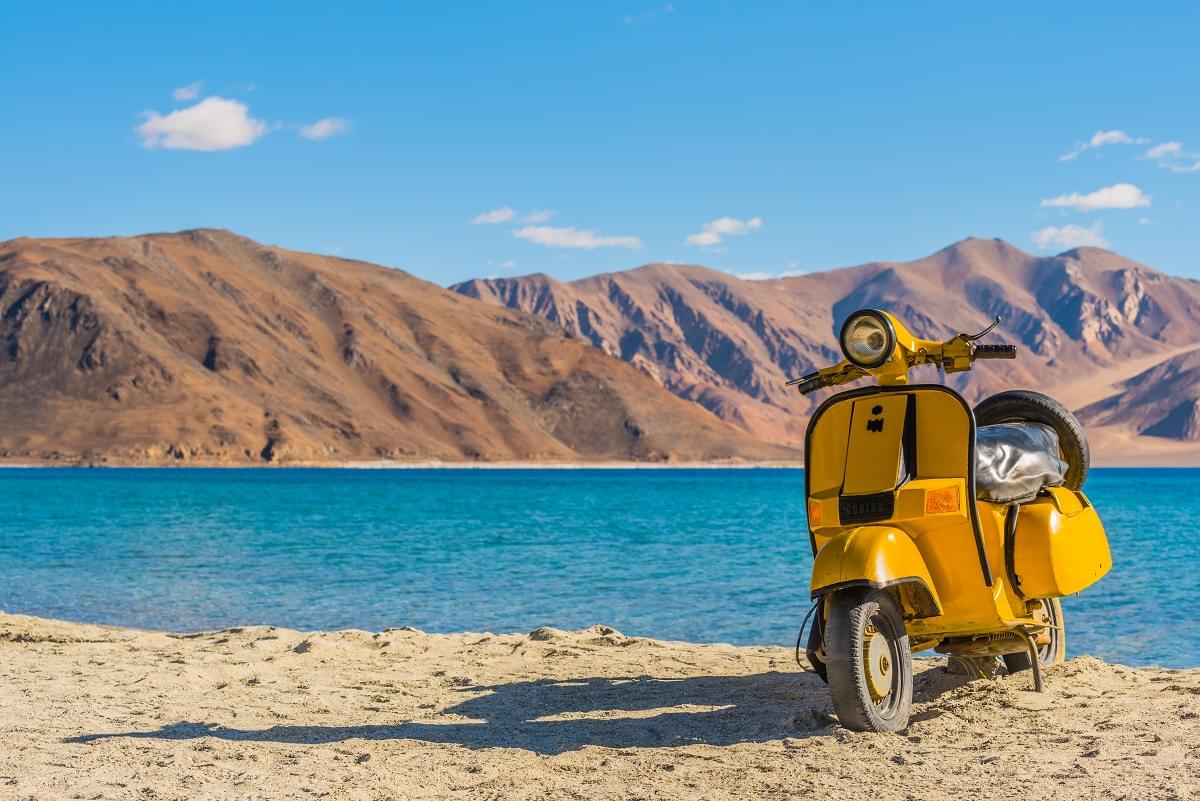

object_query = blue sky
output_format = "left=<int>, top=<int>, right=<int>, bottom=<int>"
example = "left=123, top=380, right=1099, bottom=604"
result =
left=2, top=2, right=1198, bottom=283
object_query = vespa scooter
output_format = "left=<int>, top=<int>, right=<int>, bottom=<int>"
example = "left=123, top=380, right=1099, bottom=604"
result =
left=792, top=309, right=1111, bottom=732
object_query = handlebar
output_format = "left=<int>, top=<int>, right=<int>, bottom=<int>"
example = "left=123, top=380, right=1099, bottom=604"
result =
left=973, top=344, right=1017, bottom=359
left=788, top=363, right=871, bottom=395
left=787, top=315, right=1017, bottom=395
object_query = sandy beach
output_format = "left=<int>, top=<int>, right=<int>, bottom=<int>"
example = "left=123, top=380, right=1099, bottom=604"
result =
left=1, top=614, right=1197, bottom=800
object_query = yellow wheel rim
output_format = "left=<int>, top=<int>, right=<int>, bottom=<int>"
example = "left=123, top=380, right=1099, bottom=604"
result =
left=865, top=624, right=892, bottom=701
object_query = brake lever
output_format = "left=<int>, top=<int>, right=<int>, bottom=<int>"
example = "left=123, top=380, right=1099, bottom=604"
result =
left=961, top=315, right=1002, bottom=342
left=785, top=370, right=820, bottom=387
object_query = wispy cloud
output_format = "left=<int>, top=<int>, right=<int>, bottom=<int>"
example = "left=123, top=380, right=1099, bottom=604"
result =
left=513, top=225, right=641, bottom=250
left=472, top=206, right=518, bottom=225
left=729, top=261, right=806, bottom=281
left=172, top=81, right=203, bottom=101
left=1032, top=222, right=1108, bottom=251
left=136, top=97, right=267, bottom=151
left=522, top=209, right=554, bottom=223
left=624, top=4, right=674, bottom=23
left=1040, top=183, right=1150, bottom=212
left=1146, top=141, right=1182, bottom=159
left=1059, top=130, right=1147, bottom=161
left=299, top=117, right=349, bottom=140
left=1144, top=141, right=1200, bottom=174
left=685, top=216, right=763, bottom=247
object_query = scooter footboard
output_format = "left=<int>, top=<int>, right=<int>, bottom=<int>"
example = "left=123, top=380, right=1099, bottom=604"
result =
left=810, top=526, right=942, bottom=618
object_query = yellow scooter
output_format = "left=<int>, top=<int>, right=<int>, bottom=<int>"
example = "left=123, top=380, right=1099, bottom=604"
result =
left=791, top=309, right=1112, bottom=732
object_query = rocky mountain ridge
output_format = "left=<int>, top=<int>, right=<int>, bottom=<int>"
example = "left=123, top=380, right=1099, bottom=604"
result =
left=0, top=230, right=796, bottom=465
left=455, top=238, right=1200, bottom=464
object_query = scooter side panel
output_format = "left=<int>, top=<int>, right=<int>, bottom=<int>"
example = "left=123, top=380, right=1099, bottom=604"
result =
left=1012, top=488, right=1112, bottom=598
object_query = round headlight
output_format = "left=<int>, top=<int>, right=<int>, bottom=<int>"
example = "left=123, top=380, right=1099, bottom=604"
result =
left=839, top=310, right=895, bottom=368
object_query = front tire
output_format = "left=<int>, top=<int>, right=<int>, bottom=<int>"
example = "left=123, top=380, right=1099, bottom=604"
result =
left=826, top=587, right=913, bottom=732
left=1003, top=597, right=1066, bottom=672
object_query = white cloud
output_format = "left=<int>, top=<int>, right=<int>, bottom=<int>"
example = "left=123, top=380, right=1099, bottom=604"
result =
left=1059, top=130, right=1147, bottom=161
left=513, top=225, right=641, bottom=250
left=522, top=209, right=554, bottom=223
left=1144, top=141, right=1200, bottom=173
left=173, top=81, right=203, bottom=101
left=299, top=117, right=349, bottom=140
left=685, top=216, right=763, bottom=247
left=734, top=271, right=773, bottom=281
left=686, top=231, right=721, bottom=247
left=1146, top=141, right=1182, bottom=159
left=136, top=97, right=267, bottom=151
left=1138, top=217, right=1151, bottom=225
left=1040, top=182, right=1150, bottom=212
left=472, top=206, right=518, bottom=225
left=1032, top=222, right=1108, bottom=251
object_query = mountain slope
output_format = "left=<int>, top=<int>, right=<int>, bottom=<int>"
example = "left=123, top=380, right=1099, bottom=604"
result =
left=1078, top=349, right=1200, bottom=441
left=0, top=231, right=797, bottom=465
left=454, top=238, right=1200, bottom=464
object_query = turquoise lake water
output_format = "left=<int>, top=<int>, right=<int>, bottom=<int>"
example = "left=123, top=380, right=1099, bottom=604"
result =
left=0, top=468, right=1194, bottom=667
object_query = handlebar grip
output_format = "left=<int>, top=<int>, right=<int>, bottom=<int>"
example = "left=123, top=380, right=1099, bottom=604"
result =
left=787, top=371, right=825, bottom=395
left=793, top=375, right=824, bottom=395
left=974, top=344, right=1017, bottom=359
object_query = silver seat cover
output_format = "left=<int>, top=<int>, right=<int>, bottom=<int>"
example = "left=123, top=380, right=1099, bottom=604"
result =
left=975, top=422, right=1068, bottom=504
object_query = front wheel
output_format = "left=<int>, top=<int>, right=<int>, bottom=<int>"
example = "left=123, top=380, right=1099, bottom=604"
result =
left=825, top=587, right=913, bottom=732
left=1004, top=597, right=1066, bottom=673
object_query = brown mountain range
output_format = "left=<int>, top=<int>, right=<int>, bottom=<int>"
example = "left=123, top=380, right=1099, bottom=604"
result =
left=0, top=230, right=796, bottom=465
left=454, top=238, right=1200, bottom=465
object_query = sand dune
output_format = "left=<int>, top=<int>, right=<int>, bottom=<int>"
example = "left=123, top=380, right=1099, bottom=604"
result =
left=1, top=613, right=1197, bottom=800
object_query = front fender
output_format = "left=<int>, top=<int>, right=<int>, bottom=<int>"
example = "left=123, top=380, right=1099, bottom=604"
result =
left=810, top=526, right=942, bottom=618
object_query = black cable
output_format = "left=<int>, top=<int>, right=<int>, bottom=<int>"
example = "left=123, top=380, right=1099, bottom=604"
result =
left=794, top=598, right=821, bottom=669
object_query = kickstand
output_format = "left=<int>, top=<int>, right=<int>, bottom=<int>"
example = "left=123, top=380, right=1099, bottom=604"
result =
left=1015, top=628, right=1044, bottom=692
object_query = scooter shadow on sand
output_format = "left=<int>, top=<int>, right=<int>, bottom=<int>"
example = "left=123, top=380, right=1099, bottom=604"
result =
left=65, top=667, right=974, bottom=754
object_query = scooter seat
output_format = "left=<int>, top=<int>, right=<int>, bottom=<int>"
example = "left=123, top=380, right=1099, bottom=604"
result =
left=975, top=422, right=1068, bottom=504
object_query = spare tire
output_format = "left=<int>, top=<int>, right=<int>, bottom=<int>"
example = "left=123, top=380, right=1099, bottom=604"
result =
left=973, top=390, right=1089, bottom=490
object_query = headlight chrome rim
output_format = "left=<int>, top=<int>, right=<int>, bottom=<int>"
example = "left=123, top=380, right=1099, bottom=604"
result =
left=839, top=309, right=896, bottom=368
